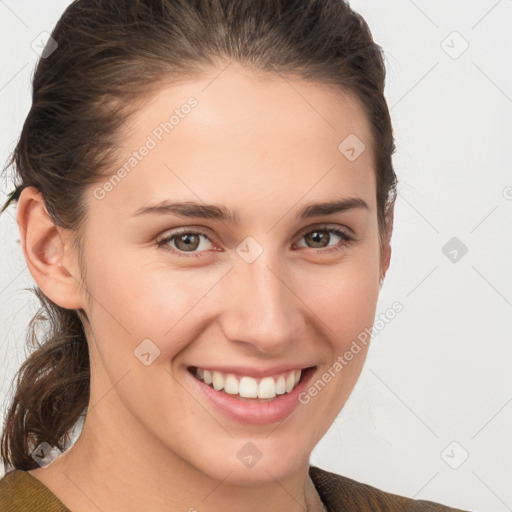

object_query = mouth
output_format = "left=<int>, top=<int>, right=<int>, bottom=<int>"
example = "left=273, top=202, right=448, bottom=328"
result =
left=187, top=365, right=311, bottom=402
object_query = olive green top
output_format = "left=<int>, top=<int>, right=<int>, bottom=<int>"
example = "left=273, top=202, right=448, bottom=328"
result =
left=0, top=465, right=470, bottom=511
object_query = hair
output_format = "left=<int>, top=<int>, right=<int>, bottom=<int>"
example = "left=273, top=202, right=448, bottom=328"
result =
left=0, top=0, right=397, bottom=471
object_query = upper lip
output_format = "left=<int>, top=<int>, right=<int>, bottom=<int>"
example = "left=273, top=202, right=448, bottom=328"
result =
left=188, top=364, right=315, bottom=379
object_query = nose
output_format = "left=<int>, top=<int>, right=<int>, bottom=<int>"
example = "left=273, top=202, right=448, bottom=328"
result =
left=218, top=247, right=305, bottom=356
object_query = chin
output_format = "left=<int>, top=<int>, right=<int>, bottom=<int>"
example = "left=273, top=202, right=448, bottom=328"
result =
left=218, top=440, right=309, bottom=486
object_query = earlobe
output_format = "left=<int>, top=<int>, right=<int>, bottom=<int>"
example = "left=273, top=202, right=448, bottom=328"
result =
left=16, top=186, right=85, bottom=310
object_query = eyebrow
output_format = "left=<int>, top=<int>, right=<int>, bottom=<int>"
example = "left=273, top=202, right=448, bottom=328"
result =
left=132, top=196, right=368, bottom=223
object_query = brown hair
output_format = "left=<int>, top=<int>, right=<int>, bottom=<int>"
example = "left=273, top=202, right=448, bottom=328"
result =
left=0, top=0, right=396, bottom=471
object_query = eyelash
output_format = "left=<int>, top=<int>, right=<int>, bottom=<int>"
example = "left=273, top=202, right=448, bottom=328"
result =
left=155, top=226, right=354, bottom=258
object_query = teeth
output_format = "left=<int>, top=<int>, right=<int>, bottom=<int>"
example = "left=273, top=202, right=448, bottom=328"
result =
left=239, top=376, right=258, bottom=398
left=224, top=374, right=239, bottom=395
left=212, top=371, right=224, bottom=391
left=258, top=377, right=276, bottom=399
left=285, top=372, right=295, bottom=393
left=194, top=367, right=302, bottom=399
left=275, top=376, right=286, bottom=395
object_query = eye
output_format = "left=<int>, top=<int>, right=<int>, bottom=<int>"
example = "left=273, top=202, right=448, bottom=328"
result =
left=294, top=226, right=353, bottom=253
left=156, top=225, right=354, bottom=258
left=156, top=229, right=215, bottom=257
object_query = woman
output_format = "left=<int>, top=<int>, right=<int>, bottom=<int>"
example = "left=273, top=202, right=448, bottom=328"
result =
left=0, top=1, right=470, bottom=510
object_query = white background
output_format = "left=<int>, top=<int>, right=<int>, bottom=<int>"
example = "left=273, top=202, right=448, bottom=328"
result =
left=0, top=1, right=511, bottom=511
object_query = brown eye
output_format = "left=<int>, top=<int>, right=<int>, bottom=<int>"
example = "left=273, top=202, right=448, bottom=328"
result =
left=304, top=230, right=330, bottom=248
left=174, top=233, right=201, bottom=251
left=156, top=230, right=214, bottom=256
left=296, top=227, right=353, bottom=252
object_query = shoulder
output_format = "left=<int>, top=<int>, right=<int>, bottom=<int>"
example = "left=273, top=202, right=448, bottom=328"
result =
left=309, top=465, right=472, bottom=512
left=0, top=469, right=70, bottom=512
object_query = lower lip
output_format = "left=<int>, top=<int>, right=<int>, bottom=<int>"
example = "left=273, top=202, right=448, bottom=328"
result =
left=186, top=366, right=316, bottom=426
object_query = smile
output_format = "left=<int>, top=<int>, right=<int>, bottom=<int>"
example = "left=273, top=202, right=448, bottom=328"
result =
left=186, top=365, right=317, bottom=425
left=190, top=366, right=302, bottom=400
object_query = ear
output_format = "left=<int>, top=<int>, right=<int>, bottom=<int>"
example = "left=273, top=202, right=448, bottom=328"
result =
left=16, top=186, right=85, bottom=310
left=379, top=210, right=393, bottom=287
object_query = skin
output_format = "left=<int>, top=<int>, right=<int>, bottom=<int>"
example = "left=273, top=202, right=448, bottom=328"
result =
left=19, top=64, right=392, bottom=512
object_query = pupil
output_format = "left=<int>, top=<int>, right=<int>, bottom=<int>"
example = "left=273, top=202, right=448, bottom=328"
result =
left=309, top=231, right=327, bottom=248
left=178, top=234, right=199, bottom=251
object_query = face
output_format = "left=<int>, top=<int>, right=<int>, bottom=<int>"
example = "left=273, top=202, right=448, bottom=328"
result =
left=74, top=65, right=388, bottom=484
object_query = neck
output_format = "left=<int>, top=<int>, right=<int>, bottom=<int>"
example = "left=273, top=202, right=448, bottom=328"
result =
left=29, top=403, right=325, bottom=512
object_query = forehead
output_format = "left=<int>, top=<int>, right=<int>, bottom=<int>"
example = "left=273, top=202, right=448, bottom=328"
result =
left=89, top=65, right=376, bottom=222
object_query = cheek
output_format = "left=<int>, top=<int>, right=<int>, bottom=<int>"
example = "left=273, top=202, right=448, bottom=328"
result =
left=293, top=267, right=378, bottom=437
left=83, top=251, right=215, bottom=357
left=84, top=236, right=173, bottom=316
left=300, top=258, right=380, bottom=345
left=82, top=228, right=380, bottom=360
